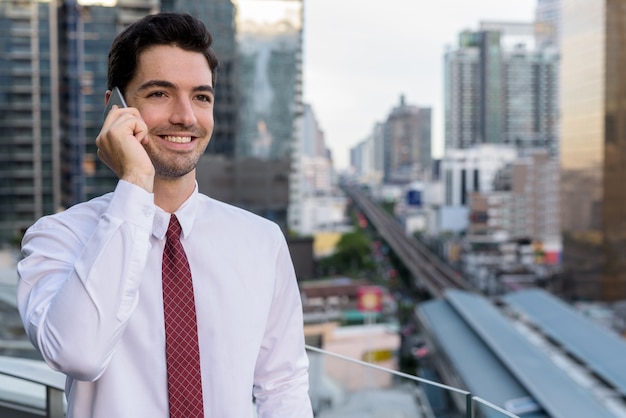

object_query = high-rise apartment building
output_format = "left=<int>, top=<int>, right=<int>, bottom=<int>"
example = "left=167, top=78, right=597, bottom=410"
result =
left=384, top=95, right=432, bottom=184
left=350, top=95, right=430, bottom=186
left=560, top=0, right=626, bottom=301
left=0, top=0, right=127, bottom=242
left=350, top=122, right=384, bottom=185
left=299, top=104, right=331, bottom=195
left=288, top=103, right=333, bottom=234
left=0, top=1, right=53, bottom=243
left=444, top=22, right=559, bottom=155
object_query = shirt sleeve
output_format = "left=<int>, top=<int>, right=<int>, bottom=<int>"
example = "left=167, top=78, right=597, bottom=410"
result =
left=252, top=229, right=314, bottom=418
left=16, top=180, right=155, bottom=381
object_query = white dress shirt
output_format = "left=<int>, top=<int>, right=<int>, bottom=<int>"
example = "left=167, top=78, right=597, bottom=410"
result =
left=17, top=180, right=313, bottom=418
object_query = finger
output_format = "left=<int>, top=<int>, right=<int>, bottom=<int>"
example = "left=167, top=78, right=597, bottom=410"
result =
left=132, top=119, right=149, bottom=145
left=109, top=108, right=148, bottom=142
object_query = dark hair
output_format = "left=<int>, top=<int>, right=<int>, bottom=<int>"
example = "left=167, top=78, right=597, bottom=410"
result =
left=107, top=12, right=219, bottom=94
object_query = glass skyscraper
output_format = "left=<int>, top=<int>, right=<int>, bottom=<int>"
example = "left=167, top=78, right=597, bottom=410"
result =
left=560, top=0, right=626, bottom=301
left=233, top=0, right=302, bottom=161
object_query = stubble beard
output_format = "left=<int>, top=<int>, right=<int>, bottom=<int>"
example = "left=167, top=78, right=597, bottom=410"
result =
left=148, top=127, right=211, bottom=180
left=152, top=156, right=198, bottom=179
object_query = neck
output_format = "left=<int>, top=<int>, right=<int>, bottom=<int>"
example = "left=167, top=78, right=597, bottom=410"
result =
left=153, top=171, right=196, bottom=213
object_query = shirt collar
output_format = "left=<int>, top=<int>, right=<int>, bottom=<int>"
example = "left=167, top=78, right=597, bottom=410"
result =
left=153, top=182, right=200, bottom=240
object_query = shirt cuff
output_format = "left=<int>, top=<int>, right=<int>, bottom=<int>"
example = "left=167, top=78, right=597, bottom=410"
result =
left=107, top=180, right=155, bottom=230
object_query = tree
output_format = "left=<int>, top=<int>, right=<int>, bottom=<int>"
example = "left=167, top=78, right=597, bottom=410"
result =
left=318, top=231, right=375, bottom=277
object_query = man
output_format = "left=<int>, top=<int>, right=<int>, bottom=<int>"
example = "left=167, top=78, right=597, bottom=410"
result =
left=16, top=12, right=313, bottom=418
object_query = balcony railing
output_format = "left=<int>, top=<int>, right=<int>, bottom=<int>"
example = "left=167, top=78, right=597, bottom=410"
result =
left=0, top=355, right=65, bottom=418
left=0, top=348, right=520, bottom=418
left=306, top=345, right=521, bottom=418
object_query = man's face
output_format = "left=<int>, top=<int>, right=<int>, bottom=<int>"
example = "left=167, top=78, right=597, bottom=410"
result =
left=124, top=44, right=215, bottom=180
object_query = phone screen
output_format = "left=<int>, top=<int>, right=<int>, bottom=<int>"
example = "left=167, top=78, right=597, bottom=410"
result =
left=103, top=87, right=127, bottom=120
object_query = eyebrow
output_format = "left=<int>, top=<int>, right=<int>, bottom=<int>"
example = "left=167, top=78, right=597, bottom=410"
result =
left=137, top=80, right=215, bottom=94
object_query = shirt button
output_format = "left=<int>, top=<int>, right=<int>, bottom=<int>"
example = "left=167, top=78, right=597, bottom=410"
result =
left=143, top=207, right=153, bottom=217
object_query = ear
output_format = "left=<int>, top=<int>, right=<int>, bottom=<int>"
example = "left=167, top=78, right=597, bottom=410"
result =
left=104, top=90, right=112, bottom=105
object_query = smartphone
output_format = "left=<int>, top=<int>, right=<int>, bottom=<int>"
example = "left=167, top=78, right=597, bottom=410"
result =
left=103, top=86, right=127, bottom=120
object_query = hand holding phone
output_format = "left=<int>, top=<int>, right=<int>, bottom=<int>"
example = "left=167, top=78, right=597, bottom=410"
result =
left=103, top=87, right=128, bottom=120
left=97, top=86, right=152, bottom=191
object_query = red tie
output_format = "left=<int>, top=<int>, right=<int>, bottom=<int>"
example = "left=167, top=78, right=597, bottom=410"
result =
left=162, top=214, right=204, bottom=417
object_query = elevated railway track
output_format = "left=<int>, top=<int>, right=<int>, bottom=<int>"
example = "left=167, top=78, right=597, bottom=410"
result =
left=344, top=185, right=472, bottom=298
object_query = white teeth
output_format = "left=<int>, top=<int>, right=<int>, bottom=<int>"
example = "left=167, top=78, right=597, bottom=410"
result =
left=163, top=135, right=192, bottom=143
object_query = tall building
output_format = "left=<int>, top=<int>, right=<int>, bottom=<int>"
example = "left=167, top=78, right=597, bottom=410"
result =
left=0, top=0, right=134, bottom=242
left=299, top=104, right=331, bottom=195
left=197, top=0, right=303, bottom=231
left=288, top=103, right=334, bottom=234
left=384, top=95, right=432, bottom=184
left=349, top=122, right=384, bottom=185
left=301, top=103, right=325, bottom=159
left=469, top=149, right=560, bottom=248
left=350, top=95, right=430, bottom=186
left=535, top=0, right=561, bottom=48
left=444, top=22, right=559, bottom=156
left=0, top=0, right=55, bottom=243
left=233, top=0, right=302, bottom=161
left=560, top=0, right=626, bottom=301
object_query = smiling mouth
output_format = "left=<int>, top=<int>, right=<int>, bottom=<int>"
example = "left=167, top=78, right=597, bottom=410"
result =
left=162, top=135, right=193, bottom=144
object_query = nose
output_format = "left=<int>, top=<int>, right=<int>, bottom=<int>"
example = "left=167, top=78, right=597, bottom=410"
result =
left=169, top=95, right=197, bottom=127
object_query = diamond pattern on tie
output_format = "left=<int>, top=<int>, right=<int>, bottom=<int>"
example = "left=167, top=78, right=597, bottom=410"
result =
left=162, top=214, right=204, bottom=417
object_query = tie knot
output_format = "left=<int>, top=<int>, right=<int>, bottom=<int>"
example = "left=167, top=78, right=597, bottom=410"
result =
left=166, top=214, right=182, bottom=241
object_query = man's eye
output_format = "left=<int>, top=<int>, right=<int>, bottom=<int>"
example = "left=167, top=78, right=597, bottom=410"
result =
left=196, top=95, right=213, bottom=103
left=148, top=91, right=166, bottom=98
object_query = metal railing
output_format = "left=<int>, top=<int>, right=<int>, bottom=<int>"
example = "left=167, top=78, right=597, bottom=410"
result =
left=0, top=348, right=520, bottom=418
left=0, top=355, right=65, bottom=418
left=305, top=344, right=521, bottom=418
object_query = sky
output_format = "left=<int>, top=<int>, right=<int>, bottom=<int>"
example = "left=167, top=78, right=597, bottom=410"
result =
left=302, top=0, right=537, bottom=170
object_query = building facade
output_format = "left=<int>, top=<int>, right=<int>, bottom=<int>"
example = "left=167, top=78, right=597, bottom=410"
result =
left=0, top=0, right=55, bottom=243
left=0, top=0, right=136, bottom=242
left=560, top=0, right=626, bottom=301
left=441, top=144, right=518, bottom=208
left=384, top=95, right=432, bottom=184
left=350, top=95, right=431, bottom=186
left=233, top=0, right=302, bottom=161
left=289, top=103, right=335, bottom=235
left=467, top=149, right=560, bottom=251
left=535, top=0, right=561, bottom=48
left=444, top=22, right=559, bottom=156
left=349, top=122, right=384, bottom=186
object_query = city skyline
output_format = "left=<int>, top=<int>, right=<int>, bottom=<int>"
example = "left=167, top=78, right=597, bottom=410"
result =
left=303, top=0, right=536, bottom=170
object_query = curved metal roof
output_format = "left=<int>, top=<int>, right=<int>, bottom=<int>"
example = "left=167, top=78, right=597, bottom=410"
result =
left=444, top=289, right=616, bottom=418
left=503, top=288, right=626, bottom=397
left=418, top=298, right=547, bottom=418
